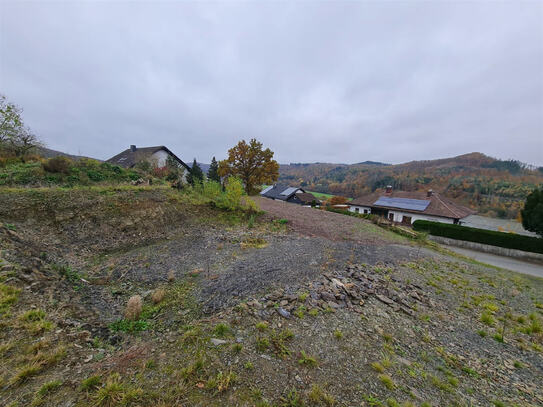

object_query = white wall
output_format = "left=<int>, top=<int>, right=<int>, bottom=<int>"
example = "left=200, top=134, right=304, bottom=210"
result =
left=150, top=150, right=169, bottom=167
left=388, top=210, right=455, bottom=224
left=349, top=205, right=372, bottom=214
left=348, top=205, right=455, bottom=224
left=150, top=150, right=188, bottom=182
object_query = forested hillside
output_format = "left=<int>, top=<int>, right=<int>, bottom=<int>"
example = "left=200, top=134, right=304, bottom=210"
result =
left=279, top=153, right=543, bottom=218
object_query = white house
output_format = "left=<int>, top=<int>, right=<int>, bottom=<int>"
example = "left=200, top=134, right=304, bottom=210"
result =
left=348, top=186, right=475, bottom=225
left=107, top=145, right=191, bottom=181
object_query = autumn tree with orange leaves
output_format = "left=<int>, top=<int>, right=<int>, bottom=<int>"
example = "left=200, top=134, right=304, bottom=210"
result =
left=219, top=139, right=279, bottom=195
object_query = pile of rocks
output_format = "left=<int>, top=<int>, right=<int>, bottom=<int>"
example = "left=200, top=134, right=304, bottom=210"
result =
left=243, top=263, right=430, bottom=319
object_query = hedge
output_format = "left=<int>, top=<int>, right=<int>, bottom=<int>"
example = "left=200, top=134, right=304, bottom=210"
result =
left=412, top=220, right=543, bottom=254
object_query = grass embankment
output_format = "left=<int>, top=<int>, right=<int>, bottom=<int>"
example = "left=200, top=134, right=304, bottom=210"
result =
left=0, top=159, right=143, bottom=187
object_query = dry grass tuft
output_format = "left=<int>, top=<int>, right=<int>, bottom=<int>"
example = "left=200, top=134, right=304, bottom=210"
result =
left=151, top=289, right=166, bottom=304
left=125, top=295, right=143, bottom=321
left=167, top=270, right=175, bottom=283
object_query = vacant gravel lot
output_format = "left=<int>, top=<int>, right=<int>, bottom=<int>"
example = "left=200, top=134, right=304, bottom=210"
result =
left=255, top=196, right=403, bottom=244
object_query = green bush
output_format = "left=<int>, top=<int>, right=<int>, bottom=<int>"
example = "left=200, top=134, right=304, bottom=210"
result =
left=216, top=177, right=245, bottom=211
left=42, top=156, right=72, bottom=174
left=413, top=220, right=543, bottom=254
left=202, top=180, right=222, bottom=201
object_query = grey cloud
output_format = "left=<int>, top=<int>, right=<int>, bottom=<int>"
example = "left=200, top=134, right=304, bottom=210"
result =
left=0, top=1, right=541, bottom=165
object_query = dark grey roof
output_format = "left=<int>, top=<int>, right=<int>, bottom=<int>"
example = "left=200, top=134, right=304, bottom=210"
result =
left=106, top=146, right=190, bottom=171
left=295, top=192, right=321, bottom=204
left=260, top=184, right=305, bottom=201
left=373, top=197, right=430, bottom=212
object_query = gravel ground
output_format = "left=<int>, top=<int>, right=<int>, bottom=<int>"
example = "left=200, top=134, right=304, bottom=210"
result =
left=255, top=196, right=404, bottom=243
left=2, top=189, right=542, bottom=407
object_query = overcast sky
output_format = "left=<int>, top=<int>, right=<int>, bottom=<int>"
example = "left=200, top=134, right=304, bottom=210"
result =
left=1, top=1, right=542, bottom=166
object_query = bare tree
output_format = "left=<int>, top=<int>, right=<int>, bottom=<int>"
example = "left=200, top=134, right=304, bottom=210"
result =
left=0, top=94, right=42, bottom=157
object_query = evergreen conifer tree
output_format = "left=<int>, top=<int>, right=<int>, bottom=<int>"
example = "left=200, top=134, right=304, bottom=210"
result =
left=208, top=156, right=220, bottom=183
left=187, top=158, right=204, bottom=185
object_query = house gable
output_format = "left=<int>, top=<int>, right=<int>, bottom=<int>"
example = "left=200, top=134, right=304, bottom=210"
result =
left=106, top=145, right=191, bottom=172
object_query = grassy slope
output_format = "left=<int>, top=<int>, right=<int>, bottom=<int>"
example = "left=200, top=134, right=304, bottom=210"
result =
left=0, top=160, right=142, bottom=187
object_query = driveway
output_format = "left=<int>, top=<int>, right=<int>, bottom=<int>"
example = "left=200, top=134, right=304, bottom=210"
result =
left=445, top=246, right=543, bottom=278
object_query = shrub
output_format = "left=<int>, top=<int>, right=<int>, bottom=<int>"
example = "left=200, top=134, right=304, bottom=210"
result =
left=413, top=220, right=543, bottom=254
left=202, top=180, right=222, bottom=200
left=42, top=156, right=71, bottom=174
left=124, top=295, right=143, bottom=321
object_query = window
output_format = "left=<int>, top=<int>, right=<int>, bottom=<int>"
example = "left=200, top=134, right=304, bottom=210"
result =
left=402, top=216, right=412, bottom=224
left=388, top=213, right=394, bottom=221
left=364, top=209, right=368, bottom=214
left=355, top=207, right=359, bottom=213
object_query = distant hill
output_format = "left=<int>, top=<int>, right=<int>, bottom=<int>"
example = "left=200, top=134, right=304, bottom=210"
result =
left=353, top=161, right=390, bottom=166
left=279, top=152, right=543, bottom=219
left=36, top=147, right=100, bottom=161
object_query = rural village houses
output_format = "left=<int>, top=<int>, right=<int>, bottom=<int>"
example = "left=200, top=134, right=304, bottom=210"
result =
left=348, top=186, right=476, bottom=225
left=260, top=184, right=321, bottom=206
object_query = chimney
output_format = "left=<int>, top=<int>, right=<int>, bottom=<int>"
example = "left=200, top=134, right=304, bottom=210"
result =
left=385, top=185, right=392, bottom=194
left=130, top=145, right=137, bottom=152
left=427, top=189, right=433, bottom=197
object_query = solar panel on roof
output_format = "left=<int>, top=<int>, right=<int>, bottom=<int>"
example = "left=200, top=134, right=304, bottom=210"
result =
left=373, top=197, right=430, bottom=212
left=260, top=185, right=274, bottom=195
left=280, top=187, right=298, bottom=196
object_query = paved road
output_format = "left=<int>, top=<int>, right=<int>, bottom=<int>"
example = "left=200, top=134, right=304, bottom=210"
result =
left=445, top=246, right=543, bottom=278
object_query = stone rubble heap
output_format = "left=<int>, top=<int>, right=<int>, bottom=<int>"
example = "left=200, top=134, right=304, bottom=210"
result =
left=244, top=263, right=433, bottom=319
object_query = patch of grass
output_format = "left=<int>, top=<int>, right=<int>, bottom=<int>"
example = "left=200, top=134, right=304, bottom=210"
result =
left=179, top=357, right=206, bottom=381
left=461, top=366, right=480, bottom=378
left=213, top=322, right=231, bottom=337
left=378, top=374, right=395, bottom=390
left=232, top=343, right=243, bottom=353
left=19, top=309, right=54, bottom=335
left=36, top=379, right=62, bottom=397
left=255, top=321, right=268, bottom=331
left=371, top=362, right=385, bottom=373
left=93, top=374, right=131, bottom=406
left=0, top=341, right=13, bottom=356
left=309, top=308, right=319, bottom=317
left=298, top=350, right=317, bottom=367
left=279, top=388, right=303, bottom=407
left=308, top=383, right=336, bottom=406
left=480, top=311, right=495, bottom=326
left=244, top=362, right=254, bottom=370
left=256, top=337, right=270, bottom=352
left=430, top=375, right=453, bottom=393
left=298, top=292, right=309, bottom=301
left=109, top=319, right=149, bottom=332
left=493, top=333, right=504, bottom=343
left=513, top=360, right=524, bottom=369
left=31, top=380, right=62, bottom=406
left=240, top=237, right=268, bottom=249
left=521, top=314, right=542, bottom=335
left=206, top=370, right=237, bottom=393
left=10, top=363, right=42, bottom=385
left=481, top=301, right=499, bottom=313
left=333, top=329, right=343, bottom=339
left=294, top=306, right=305, bottom=319
left=0, top=283, right=20, bottom=314
left=477, top=329, right=487, bottom=337
left=270, top=329, right=294, bottom=358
